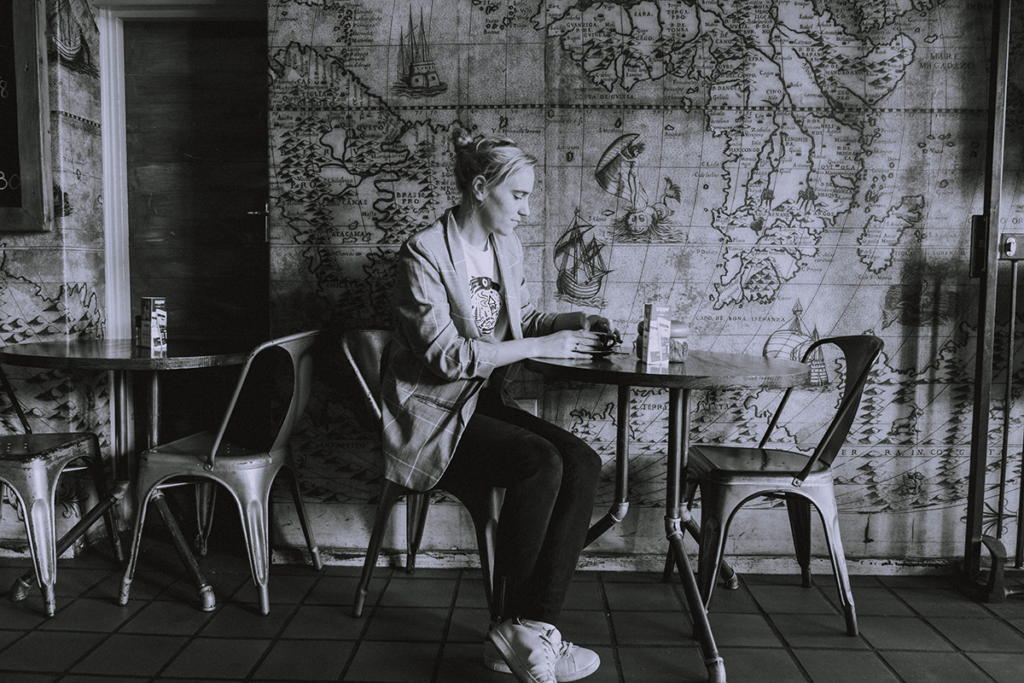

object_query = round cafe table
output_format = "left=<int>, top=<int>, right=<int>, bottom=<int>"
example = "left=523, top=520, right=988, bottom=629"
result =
left=0, top=338, right=251, bottom=475
left=0, top=337, right=253, bottom=609
left=525, top=349, right=811, bottom=683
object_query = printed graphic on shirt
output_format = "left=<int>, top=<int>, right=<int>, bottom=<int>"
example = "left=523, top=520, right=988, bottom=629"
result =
left=470, top=276, right=502, bottom=336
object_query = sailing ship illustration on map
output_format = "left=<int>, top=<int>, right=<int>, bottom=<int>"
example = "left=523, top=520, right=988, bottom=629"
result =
left=763, top=301, right=828, bottom=386
left=48, top=0, right=95, bottom=76
left=554, top=210, right=612, bottom=303
left=392, top=9, right=447, bottom=98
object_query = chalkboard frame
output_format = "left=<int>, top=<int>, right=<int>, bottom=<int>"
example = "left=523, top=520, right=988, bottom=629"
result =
left=0, top=0, right=52, bottom=232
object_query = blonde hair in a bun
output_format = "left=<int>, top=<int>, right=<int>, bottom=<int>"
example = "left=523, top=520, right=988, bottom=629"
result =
left=451, top=125, right=475, bottom=151
left=450, top=124, right=537, bottom=199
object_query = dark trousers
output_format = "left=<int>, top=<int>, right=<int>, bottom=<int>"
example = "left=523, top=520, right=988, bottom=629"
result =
left=438, top=387, right=601, bottom=626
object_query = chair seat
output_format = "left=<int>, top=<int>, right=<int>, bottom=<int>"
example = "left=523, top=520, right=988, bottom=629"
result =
left=143, top=432, right=273, bottom=471
left=689, top=444, right=832, bottom=485
left=1, top=433, right=94, bottom=462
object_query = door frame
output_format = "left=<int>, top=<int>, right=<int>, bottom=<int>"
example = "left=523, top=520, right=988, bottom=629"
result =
left=95, top=0, right=265, bottom=339
left=94, top=0, right=266, bottom=463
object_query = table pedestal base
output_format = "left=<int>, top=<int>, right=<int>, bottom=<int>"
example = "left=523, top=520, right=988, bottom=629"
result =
left=122, top=489, right=218, bottom=610
left=526, top=352, right=811, bottom=682
left=666, top=514, right=726, bottom=682
left=663, top=512, right=740, bottom=590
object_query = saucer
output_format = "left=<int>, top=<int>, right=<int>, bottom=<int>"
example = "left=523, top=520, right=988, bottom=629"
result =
left=586, top=343, right=618, bottom=359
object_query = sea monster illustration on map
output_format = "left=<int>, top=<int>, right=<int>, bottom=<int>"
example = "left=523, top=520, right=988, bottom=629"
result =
left=596, top=134, right=682, bottom=242
left=392, top=9, right=447, bottom=98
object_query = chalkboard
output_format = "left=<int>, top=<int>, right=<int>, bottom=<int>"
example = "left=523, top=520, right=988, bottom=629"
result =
left=1, top=0, right=24, bottom=209
left=0, top=0, right=51, bottom=231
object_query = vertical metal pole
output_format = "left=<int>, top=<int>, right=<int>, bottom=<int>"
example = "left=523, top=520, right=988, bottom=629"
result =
left=997, top=262, right=1018, bottom=541
left=1018, top=425, right=1024, bottom=566
left=614, top=384, right=630, bottom=508
left=148, top=370, right=160, bottom=448
left=966, top=0, right=1011, bottom=577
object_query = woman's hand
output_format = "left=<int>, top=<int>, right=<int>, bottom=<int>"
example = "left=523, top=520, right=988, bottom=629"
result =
left=533, top=329, right=606, bottom=358
left=584, top=315, right=622, bottom=345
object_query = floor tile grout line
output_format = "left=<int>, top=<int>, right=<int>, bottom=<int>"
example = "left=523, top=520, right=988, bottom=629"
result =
left=0, top=565, right=120, bottom=681
left=50, top=562, right=131, bottom=682
left=736, top=575, right=818, bottom=683
left=336, top=566, right=394, bottom=683
left=4, top=559, right=1024, bottom=683
left=595, top=571, right=627, bottom=683
left=131, top=549, right=258, bottom=683
left=238, top=565, right=326, bottom=682
left=0, top=561, right=124, bottom=666
left=664, top=563, right=696, bottom=638
left=862, top=579, right=1004, bottom=683
left=430, top=567, right=464, bottom=683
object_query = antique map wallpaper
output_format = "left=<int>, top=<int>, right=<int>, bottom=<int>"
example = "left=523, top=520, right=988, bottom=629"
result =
left=266, top=0, right=1023, bottom=564
left=1, top=0, right=1020, bottom=567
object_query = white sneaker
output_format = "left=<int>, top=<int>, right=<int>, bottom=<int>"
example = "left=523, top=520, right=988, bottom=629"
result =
left=486, top=619, right=600, bottom=683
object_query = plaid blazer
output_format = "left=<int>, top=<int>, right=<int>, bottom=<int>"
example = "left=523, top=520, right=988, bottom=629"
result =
left=380, top=208, right=558, bottom=490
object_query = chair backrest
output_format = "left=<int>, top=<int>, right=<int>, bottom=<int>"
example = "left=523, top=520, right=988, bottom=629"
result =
left=761, top=335, right=884, bottom=485
left=340, top=329, right=395, bottom=427
left=0, top=363, right=32, bottom=434
left=206, top=329, right=320, bottom=468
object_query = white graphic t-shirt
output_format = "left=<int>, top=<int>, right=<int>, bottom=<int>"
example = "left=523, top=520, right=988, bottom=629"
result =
left=461, top=234, right=508, bottom=343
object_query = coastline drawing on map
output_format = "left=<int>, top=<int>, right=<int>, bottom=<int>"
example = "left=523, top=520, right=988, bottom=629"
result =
left=554, top=210, right=612, bottom=303
left=392, top=9, right=447, bottom=98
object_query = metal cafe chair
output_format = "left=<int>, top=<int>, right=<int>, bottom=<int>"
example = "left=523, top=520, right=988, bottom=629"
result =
left=676, top=335, right=883, bottom=637
left=118, top=330, right=323, bottom=615
left=341, top=329, right=504, bottom=622
left=0, top=361, right=126, bottom=616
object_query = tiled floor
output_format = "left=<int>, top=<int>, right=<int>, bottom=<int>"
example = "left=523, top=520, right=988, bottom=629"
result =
left=1, top=540, right=1023, bottom=683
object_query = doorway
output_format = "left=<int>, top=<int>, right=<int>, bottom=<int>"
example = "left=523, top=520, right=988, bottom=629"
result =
left=122, top=18, right=269, bottom=440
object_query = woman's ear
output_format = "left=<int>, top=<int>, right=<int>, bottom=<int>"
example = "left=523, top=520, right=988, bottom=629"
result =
left=470, top=175, right=488, bottom=202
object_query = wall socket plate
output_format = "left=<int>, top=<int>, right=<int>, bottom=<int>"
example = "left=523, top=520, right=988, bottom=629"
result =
left=1000, top=233, right=1024, bottom=261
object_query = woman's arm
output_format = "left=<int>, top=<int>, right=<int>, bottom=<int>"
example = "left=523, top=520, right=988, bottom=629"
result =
left=487, top=328, right=603, bottom=366
left=393, top=238, right=502, bottom=381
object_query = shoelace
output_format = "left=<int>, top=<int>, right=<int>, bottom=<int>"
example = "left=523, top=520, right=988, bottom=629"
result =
left=536, top=631, right=559, bottom=682
left=555, top=638, right=576, bottom=658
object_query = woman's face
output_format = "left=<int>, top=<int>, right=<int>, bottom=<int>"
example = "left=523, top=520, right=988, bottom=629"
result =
left=476, top=165, right=534, bottom=238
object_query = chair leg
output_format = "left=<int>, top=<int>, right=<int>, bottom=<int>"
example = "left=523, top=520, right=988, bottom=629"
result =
left=353, top=479, right=406, bottom=617
left=10, top=453, right=130, bottom=605
left=84, top=446, right=126, bottom=563
left=194, top=481, right=217, bottom=556
left=231, top=480, right=274, bottom=616
left=405, top=492, right=431, bottom=574
left=461, top=487, right=504, bottom=624
left=283, top=465, right=321, bottom=570
left=786, top=494, right=814, bottom=587
left=695, top=483, right=731, bottom=611
left=815, top=493, right=858, bottom=636
left=119, top=483, right=153, bottom=607
left=11, top=479, right=129, bottom=603
left=20, top=493, right=59, bottom=617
